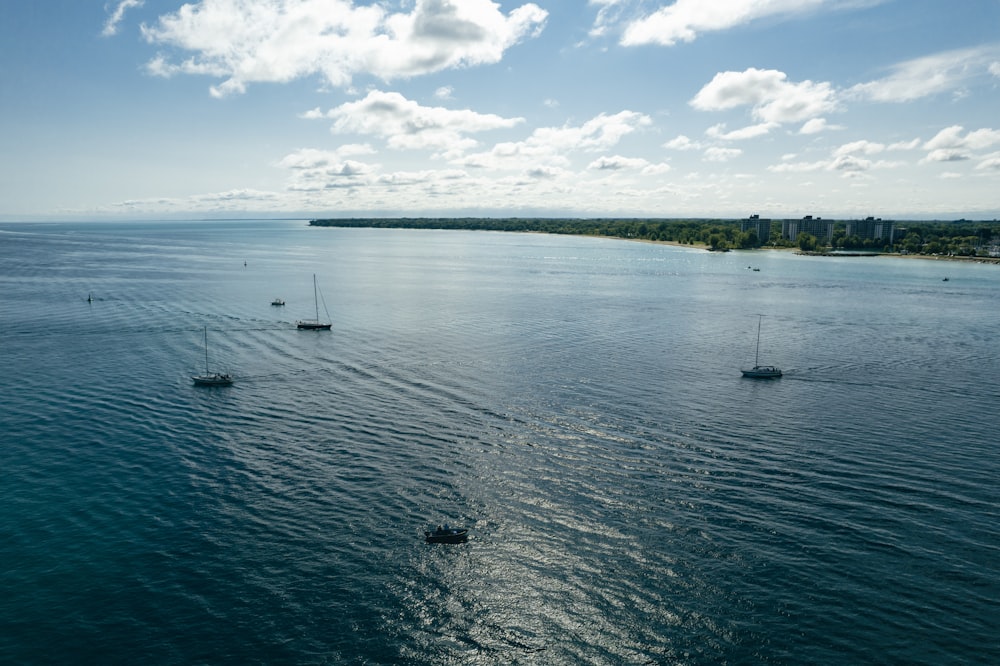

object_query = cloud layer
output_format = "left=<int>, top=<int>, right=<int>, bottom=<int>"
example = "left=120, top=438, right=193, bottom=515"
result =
left=142, top=0, right=548, bottom=96
left=622, top=0, right=833, bottom=47
left=43, top=1, right=1000, bottom=219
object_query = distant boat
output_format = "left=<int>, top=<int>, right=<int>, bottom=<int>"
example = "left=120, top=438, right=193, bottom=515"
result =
left=192, top=326, right=233, bottom=386
left=424, top=525, right=468, bottom=544
left=271, top=298, right=285, bottom=306
left=297, top=274, right=332, bottom=330
left=741, top=315, right=782, bottom=379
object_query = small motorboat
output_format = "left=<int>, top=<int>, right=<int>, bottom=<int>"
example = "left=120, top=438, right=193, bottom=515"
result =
left=271, top=298, right=285, bottom=306
left=424, top=525, right=468, bottom=544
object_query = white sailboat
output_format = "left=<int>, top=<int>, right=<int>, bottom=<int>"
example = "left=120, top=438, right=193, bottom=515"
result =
left=297, top=274, right=332, bottom=330
left=741, top=315, right=782, bottom=378
left=192, top=326, right=233, bottom=386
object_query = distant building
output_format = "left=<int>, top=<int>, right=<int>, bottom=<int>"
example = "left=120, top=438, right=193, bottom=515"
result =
left=782, top=216, right=833, bottom=244
left=846, top=216, right=896, bottom=243
left=741, top=214, right=771, bottom=243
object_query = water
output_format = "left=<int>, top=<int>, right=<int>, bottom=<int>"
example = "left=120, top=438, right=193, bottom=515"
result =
left=1, top=220, right=998, bottom=664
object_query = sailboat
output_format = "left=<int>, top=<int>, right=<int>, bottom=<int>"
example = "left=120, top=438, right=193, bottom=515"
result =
left=741, top=315, right=782, bottom=378
left=297, top=274, right=332, bottom=330
left=192, top=326, right=233, bottom=386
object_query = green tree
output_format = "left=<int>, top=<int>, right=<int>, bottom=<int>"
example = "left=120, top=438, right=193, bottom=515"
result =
left=798, top=233, right=818, bottom=251
left=739, top=229, right=759, bottom=248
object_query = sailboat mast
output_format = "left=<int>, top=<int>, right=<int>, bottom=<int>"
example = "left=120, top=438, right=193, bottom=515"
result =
left=204, top=326, right=210, bottom=373
left=755, top=315, right=762, bottom=367
left=313, top=274, right=319, bottom=321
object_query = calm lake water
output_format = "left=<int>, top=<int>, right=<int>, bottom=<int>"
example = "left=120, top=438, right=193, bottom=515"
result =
left=1, top=220, right=998, bottom=664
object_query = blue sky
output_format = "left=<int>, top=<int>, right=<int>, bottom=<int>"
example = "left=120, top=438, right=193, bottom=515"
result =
left=2, top=0, right=999, bottom=221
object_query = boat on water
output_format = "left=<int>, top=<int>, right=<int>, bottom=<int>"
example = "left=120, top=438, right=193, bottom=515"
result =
left=192, top=326, right=233, bottom=386
left=297, top=274, right=332, bottom=330
left=741, top=314, right=782, bottom=379
left=424, top=525, right=468, bottom=544
left=271, top=298, right=285, bottom=306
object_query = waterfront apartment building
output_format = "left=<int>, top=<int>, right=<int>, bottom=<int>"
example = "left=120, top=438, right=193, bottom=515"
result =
left=741, top=214, right=772, bottom=243
left=845, top=216, right=896, bottom=243
left=782, top=216, right=834, bottom=244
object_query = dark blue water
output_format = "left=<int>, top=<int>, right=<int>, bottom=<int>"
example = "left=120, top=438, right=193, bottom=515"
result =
left=1, top=220, right=998, bottom=664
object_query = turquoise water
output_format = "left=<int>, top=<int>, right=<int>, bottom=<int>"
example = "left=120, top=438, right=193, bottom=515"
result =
left=1, top=220, right=998, bottom=664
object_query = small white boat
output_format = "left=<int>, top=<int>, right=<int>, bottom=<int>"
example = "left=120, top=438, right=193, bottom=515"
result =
left=192, top=326, right=233, bottom=386
left=741, top=315, right=782, bottom=379
left=271, top=298, right=285, bottom=306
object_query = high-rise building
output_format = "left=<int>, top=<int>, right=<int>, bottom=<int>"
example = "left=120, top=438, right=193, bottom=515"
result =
left=782, top=216, right=834, bottom=244
left=741, top=214, right=771, bottom=243
left=845, top=216, right=895, bottom=243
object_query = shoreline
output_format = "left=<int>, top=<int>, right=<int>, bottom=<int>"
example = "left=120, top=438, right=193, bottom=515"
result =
left=307, top=220, right=999, bottom=265
left=631, top=238, right=1000, bottom=264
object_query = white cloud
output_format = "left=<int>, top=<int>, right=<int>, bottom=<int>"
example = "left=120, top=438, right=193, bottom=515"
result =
left=533, top=111, right=653, bottom=151
left=690, top=68, right=838, bottom=124
left=620, top=0, right=830, bottom=47
left=664, top=134, right=702, bottom=151
left=141, top=0, right=548, bottom=96
left=799, top=117, right=843, bottom=134
left=829, top=154, right=872, bottom=172
left=434, top=86, right=454, bottom=100
left=310, top=90, right=524, bottom=157
left=526, top=165, right=568, bottom=179
left=976, top=153, right=1000, bottom=170
left=923, top=126, right=966, bottom=151
left=768, top=160, right=827, bottom=173
left=990, top=62, right=1000, bottom=78
left=588, top=0, right=628, bottom=39
left=888, top=138, right=921, bottom=151
left=588, top=155, right=650, bottom=170
left=642, top=162, right=673, bottom=175
left=704, top=147, right=742, bottom=162
left=769, top=138, right=909, bottom=175
left=706, top=122, right=778, bottom=140
left=922, top=149, right=970, bottom=164
left=834, top=140, right=885, bottom=157
left=106, top=188, right=285, bottom=215
left=962, top=128, right=1000, bottom=150
left=457, top=111, right=651, bottom=171
left=103, top=0, right=143, bottom=37
left=279, top=148, right=376, bottom=175
left=277, top=146, right=375, bottom=171
left=279, top=147, right=380, bottom=193
left=921, top=125, right=1000, bottom=163
left=849, top=45, right=1000, bottom=102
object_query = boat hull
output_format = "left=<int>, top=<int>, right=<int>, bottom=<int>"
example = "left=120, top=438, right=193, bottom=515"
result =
left=424, top=529, right=468, bottom=544
left=741, top=366, right=782, bottom=378
left=297, top=321, right=331, bottom=330
left=192, top=373, right=233, bottom=386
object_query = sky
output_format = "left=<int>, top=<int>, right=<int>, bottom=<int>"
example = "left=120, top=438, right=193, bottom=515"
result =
left=2, top=0, right=999, bottom=221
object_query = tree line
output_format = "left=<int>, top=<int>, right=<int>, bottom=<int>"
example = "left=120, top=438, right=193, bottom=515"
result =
left=309, top=217, right=1000, bottom=256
